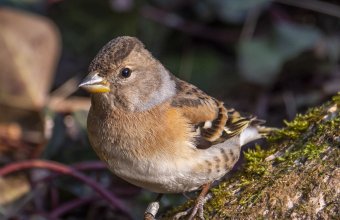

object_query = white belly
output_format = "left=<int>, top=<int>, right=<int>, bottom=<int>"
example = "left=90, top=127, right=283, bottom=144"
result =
left=104, top=151, right=209, bottom=193
left=96, top=140, right=240, bottom=194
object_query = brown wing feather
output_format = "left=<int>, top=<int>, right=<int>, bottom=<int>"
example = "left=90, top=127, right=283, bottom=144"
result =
left=170, top=77, right=218, bottom=123
left=170, top=75, right=254, bottom=149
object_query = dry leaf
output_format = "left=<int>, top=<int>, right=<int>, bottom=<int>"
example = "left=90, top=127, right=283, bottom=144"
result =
left=0, top=7, right=60, bottom=110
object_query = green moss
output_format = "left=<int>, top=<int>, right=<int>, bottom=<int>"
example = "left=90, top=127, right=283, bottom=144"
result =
left=332, top=92, right=340, bottom=105
left=243, top=145, right=273, bottom=176
left=302, top=143, right=327, bottom=160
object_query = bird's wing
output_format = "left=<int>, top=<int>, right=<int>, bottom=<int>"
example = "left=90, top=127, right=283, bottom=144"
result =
left=170, top=76, right=255, bottom=149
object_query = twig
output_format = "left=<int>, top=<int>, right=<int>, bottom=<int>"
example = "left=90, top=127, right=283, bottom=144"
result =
left=32, top=161, right=107, bottom=185
left=48, top=75, right=91, bottom=113
left=274, top=0, right=340, bottom=19
left=72, top=161, right=107, bottom=170
left=50, top=186, right=59, bottom=210
left=47, top=97, right=91, bottom=113
left=0, top=160, right=132, bottom=218
left=49, top=197, right=96, bottom=219
left=49, top=76, right=80, bottom=101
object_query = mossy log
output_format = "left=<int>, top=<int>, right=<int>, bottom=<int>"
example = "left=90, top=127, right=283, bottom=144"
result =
left=164, top=93, right=340, bottom=219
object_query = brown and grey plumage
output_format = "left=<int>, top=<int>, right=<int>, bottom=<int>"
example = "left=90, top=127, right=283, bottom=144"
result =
left=79, top=36, right=262, bottom=220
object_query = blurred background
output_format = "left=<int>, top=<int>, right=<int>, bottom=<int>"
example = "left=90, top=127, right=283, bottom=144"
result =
left=0, top=0, right=339, bottom=219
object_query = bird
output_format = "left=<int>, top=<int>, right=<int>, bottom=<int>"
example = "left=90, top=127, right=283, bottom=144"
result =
left=79, top=36, right=262, bottom=220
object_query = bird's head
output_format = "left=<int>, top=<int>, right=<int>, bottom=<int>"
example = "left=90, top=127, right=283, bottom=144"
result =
left=79, top=36, right=176, bottom=112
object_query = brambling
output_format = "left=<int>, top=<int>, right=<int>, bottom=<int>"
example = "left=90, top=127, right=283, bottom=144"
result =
left=79, top=36, right=261, bottom=219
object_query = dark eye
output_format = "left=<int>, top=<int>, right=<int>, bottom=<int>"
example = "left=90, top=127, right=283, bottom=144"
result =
left=121, top=68, right=131, bottom=78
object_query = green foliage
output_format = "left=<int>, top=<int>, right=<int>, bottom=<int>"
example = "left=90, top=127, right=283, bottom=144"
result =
left=238, top=22, right=321, bottom=85
left=162, top=47, right=232, bottom=92
left=50, top=0, right=138, bottom=57
left=209, top=0, right=271, bottom=23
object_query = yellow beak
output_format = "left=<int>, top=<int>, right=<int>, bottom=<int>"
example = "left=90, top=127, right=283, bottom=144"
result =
left=79, top=72, right=110, bottom=93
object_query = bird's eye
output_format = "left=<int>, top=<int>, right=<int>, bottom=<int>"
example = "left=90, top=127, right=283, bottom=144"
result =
left=121, top=68, right=131, bottom=78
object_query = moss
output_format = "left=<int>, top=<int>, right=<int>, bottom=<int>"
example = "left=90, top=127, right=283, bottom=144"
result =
left=163, top=93, right=340, bottom=219
left=302, top=143, right=327, bottom=160
left=332, top=92, right=340, bottom=105
left=243, top=145, right=274, bottom=176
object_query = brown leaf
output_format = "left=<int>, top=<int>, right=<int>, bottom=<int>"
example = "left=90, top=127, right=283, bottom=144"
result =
left=0, top=7, right=60, bottom=110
